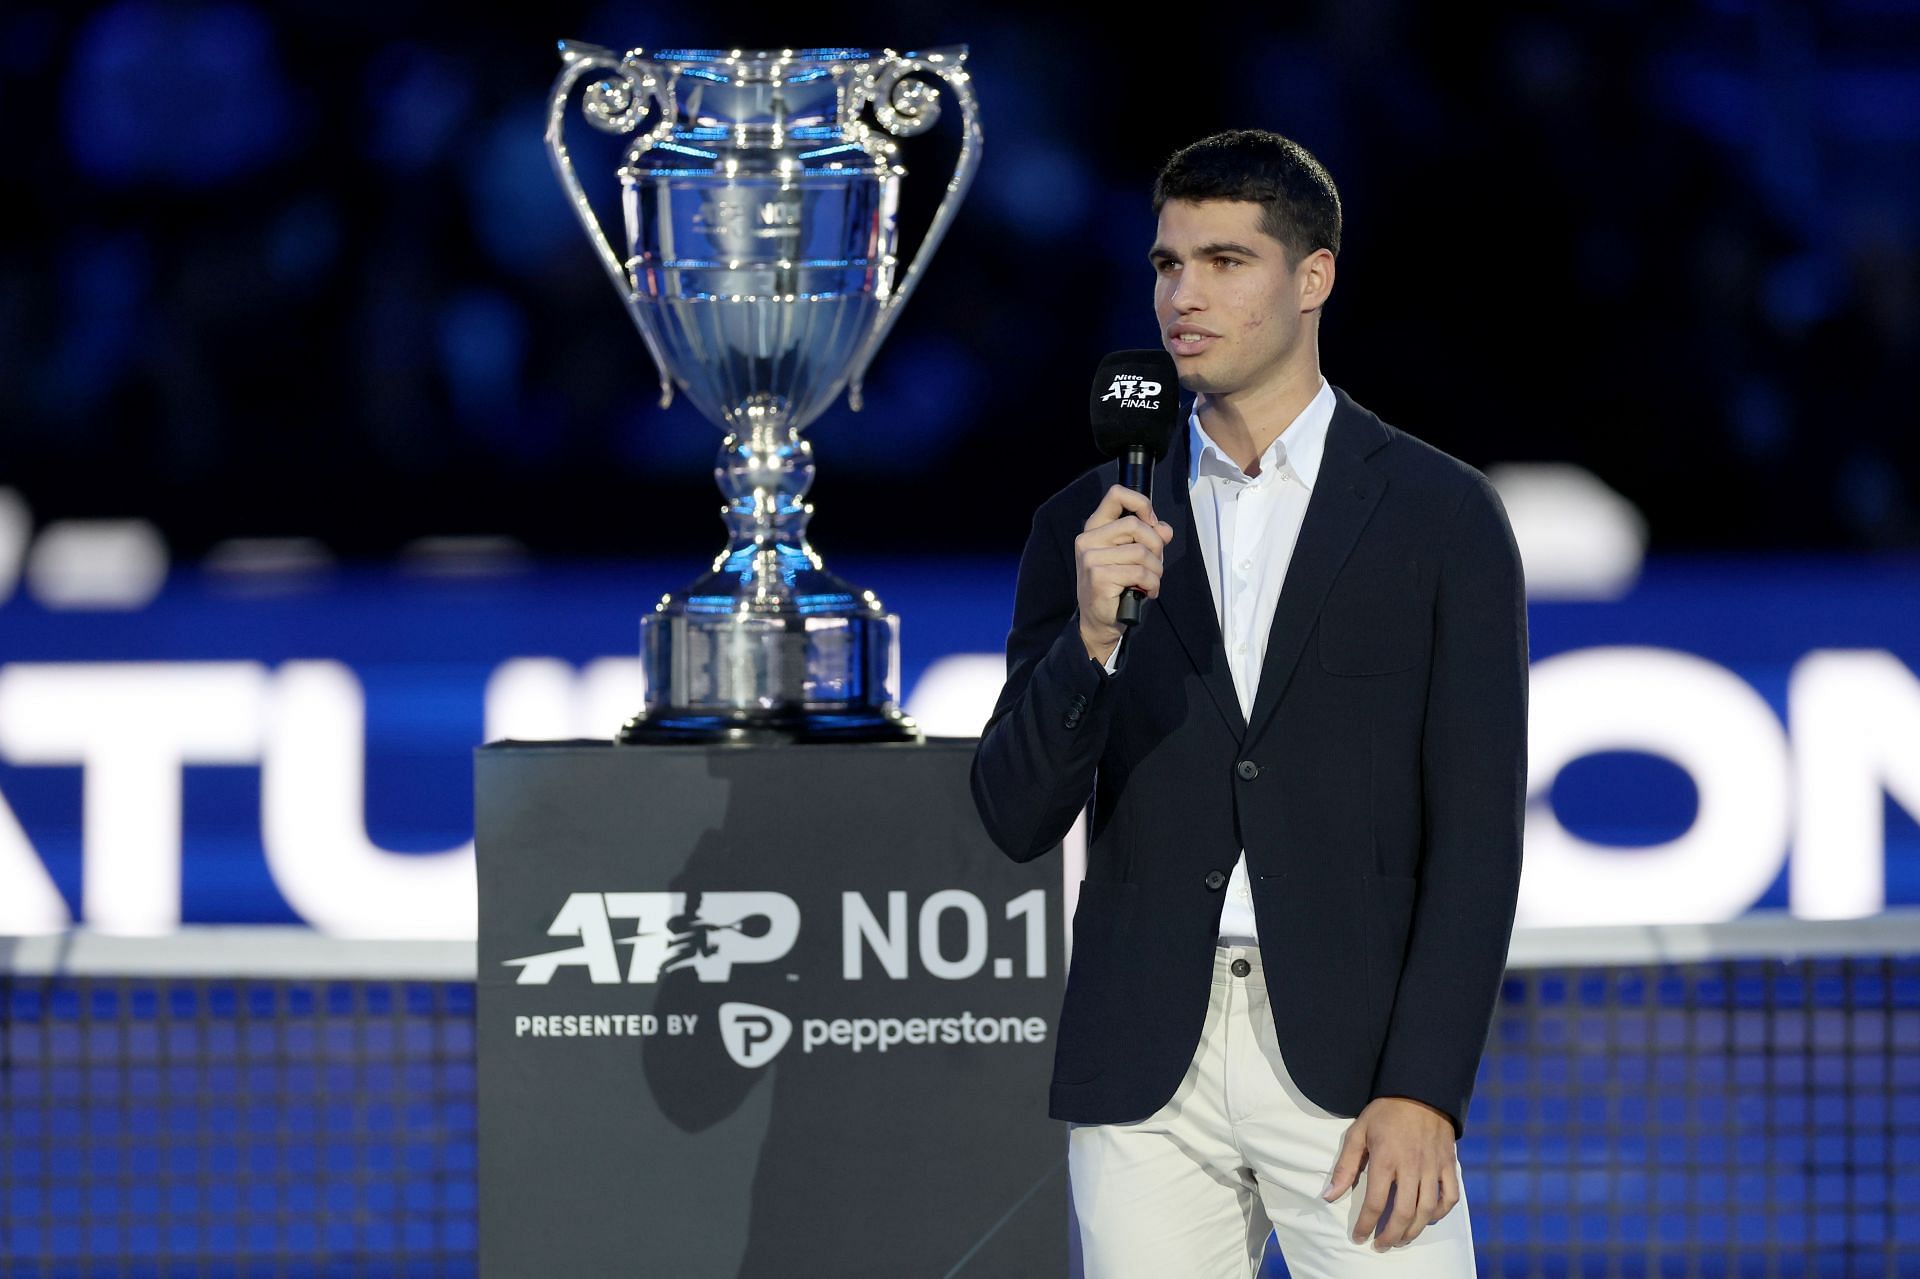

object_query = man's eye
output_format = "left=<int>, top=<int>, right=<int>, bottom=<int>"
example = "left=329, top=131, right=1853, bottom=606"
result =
left=1155, top=260, right=1179, bottom=273
left=1216, top=258, right=1242, bottom=268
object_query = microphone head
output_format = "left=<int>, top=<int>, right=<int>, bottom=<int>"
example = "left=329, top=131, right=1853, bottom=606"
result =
left=1090, top=348, right=1182, bottom=459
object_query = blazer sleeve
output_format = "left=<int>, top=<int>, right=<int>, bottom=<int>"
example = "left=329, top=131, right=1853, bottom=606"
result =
left=1370, top=471, right=1529, bottom=1137
left=970, top=488, right=1126, bottom=863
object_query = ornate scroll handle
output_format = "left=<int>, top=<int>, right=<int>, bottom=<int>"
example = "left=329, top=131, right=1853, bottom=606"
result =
left=544, top=40, right=677, bottom=409
left=843, top=47, right=983, bottom=412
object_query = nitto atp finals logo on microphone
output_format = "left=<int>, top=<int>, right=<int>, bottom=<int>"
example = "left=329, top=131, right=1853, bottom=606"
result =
left=1100, top=374, right=1163, bottom=409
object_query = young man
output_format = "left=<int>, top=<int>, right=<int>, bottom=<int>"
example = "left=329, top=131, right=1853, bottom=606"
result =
left=971, top=131, right=1528, bottom=1275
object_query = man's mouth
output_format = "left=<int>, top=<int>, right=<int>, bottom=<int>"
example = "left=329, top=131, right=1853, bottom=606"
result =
left=1168, top=329, right=1217, bottom=355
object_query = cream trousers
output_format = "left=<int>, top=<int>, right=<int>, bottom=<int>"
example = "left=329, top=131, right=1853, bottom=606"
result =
left=1068, top=946, right=1476, bottom=1278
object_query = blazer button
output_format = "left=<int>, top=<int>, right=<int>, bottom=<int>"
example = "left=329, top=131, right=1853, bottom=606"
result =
left=1204, top=870, right=1227, bottom=891
left=1230, top=958, right=1252, bottom=978
left=1069, top=693, right=1089, bottom=712
left=1062, top=712, right=1080, bottom=730
left=1235, top=760, right=1260, bottom=781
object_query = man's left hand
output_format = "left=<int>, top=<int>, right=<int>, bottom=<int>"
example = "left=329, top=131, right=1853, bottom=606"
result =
left=1320, top=1095, right=1459, bottom=1250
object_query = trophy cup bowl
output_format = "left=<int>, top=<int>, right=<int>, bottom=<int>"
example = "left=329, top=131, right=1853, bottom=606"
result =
left=546, top=43, right=981, bottom=743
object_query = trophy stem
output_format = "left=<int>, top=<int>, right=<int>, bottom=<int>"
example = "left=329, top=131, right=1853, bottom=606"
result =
left=619, top=407, right=918, bottom=744
left=715, top=402, right=824, bottom=607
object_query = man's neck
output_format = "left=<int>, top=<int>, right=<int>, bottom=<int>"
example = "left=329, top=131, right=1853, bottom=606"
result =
left=1194, top=360, right=1323, bottom=477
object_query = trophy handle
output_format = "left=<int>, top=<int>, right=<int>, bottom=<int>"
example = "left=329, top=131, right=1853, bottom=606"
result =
left=545, top=40, right=677, bottom=410
left=844, top=48, right=983, bottom=413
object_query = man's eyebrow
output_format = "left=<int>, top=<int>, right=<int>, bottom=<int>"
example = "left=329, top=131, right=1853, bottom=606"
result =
left=1195, top=240, right=1262, bottom=258
left=1148, top=241, right=1264, bottom=263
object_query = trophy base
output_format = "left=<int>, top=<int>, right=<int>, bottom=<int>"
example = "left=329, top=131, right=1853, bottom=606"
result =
left=618, top=593, right=921, bottom=747
left=616, top=706, right=921, bottom=745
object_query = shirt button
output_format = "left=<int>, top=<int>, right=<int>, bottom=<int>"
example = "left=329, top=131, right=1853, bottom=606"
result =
left=1204, top=870, right=1227, bottom=891
left=1230, top=958, right=1252, bottom=978
left=1238, top=559, right=1252, bottom=571
left=1234, top=642, right=1248, bottom=654
left=1236, top=760, right=1260, bottom=781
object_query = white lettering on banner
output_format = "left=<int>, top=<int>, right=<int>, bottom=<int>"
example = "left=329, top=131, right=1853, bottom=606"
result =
left=844, top=891, right=910, bottom=979
left=798, top=1012, right=1049, bottom=1056
left=1006, top=889, right=1048, bottom=978
left=0, top=663, right=268, bottom=935
left=900, top=653, right=1005, bottom=738
left=918, top=889, right=988, bottom=980
left=0, top=786, right=68, bottom=933
left=265, top=662, right=466, bottom=940
left=511, top=1012, right=702, bottom=1039
left=482, top=658, right=578, bottom=741
left=506, top=893, right=622, bottom=984
left=261, top=659, right=573, bottom=940
left=1, top=647, right=1915, bottom=936
left=1519, top=647, right=1793, bottom=928
left=506, top=892, right=801, bottom=985
left=577, top=656, right=647, bottom=740
left=842, top=890, right=1050, bottom=980
left=1790, top=651, right=1920, bottom=920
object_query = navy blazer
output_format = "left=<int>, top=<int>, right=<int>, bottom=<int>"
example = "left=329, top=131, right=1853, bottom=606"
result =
left=970, top=386, right=1528, bottom=1137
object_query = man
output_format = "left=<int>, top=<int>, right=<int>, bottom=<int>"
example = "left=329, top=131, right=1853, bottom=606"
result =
left=970, top=130, right=1527, bottom=1275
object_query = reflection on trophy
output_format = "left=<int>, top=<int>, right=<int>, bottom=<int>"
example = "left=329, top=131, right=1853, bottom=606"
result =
left=545, top=44, right=982, bottom=742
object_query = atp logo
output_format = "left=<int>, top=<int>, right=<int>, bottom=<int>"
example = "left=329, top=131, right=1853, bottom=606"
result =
left=720, top=1002, right=793, bottom=1068
left=505, top=891, right=801, bottom=985
left=1100, top=374, right=1163, bottom=409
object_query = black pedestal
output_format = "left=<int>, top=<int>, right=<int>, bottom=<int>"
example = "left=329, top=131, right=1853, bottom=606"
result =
left=475, top=739, right=1068, bottom=1277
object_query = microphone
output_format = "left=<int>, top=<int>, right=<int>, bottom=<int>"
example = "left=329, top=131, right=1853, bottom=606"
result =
left=1089, top=348, right=1182, bottom=628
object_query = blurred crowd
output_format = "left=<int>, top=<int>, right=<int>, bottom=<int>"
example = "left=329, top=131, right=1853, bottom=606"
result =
left=1, top=0, right=1914, bottom=559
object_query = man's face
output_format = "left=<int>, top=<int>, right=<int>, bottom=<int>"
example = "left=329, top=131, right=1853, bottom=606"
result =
left=1150, top=198, right=1318, bottom=397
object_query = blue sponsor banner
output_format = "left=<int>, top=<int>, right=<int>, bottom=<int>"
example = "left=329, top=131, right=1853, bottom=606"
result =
left=0, top=554, right=1916, bottom=930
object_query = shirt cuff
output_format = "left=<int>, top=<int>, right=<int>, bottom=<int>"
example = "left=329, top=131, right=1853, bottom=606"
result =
left=1100, top=636, right=1123, bottom=676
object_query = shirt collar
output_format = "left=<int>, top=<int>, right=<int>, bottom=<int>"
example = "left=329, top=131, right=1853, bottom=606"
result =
left=1188, top=376, right=1335, bottom=492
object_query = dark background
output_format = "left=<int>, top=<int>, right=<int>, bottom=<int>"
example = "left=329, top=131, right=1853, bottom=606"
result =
left=2, top=0, right=1916, bottom=563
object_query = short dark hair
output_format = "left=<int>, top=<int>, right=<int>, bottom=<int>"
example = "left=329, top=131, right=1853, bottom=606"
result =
left=1152, top=130, right=1342, bottom=265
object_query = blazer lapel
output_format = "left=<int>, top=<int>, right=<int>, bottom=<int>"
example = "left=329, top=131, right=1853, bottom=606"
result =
left=1242, top=392, right=1391, bottom=749
left=1150, top=417, right=1248, bottom=741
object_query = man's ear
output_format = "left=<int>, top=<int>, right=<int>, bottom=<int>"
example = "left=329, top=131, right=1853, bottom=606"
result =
left=1299, top=247, right=1336, bottom=315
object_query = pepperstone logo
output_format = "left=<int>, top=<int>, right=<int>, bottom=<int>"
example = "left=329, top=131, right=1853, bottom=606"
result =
left=504, top=891, right=801, bottom=985
left=1100, top=374, right=1163, bottom=409
left=719, top=1002, right=793, bottom=1068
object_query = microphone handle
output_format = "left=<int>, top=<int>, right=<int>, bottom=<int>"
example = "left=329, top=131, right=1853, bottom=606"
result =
left=1116, top=445, right=1154, bottom=629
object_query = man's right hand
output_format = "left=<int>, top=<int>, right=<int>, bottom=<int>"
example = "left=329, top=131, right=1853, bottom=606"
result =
left=1075, top=485, right=1176, bottom=662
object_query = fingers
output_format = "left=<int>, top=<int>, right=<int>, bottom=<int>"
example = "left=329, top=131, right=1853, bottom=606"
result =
left=1352, top=1164, right=1392, bottom=1246
left=1397, top=1167, right=1443, bottom=1236
left=1339, top=1101, right=1461, bottom=1250
left=1382, top=1178, right=1420, bottom=1249
left=1362, top=1163, right=1459, bottom=1250
left=1075, top=486, right=1177, bottom=640
left=1082, top=544, right=1165, bottom=577
left=1430, top=1164, right=1459, bottom=1224
left=1076, top=515, right=1171, bottom=560
left=1321, top=1123, right=1366, bottom=1202
left=1081, top=546, right=1164, bottom=599
left=1084, top=483, right=1154, bottom=529
left=1082, top=486, right=1176, bottom=546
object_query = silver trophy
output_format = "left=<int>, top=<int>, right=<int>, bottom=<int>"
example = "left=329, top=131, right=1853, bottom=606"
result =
left=545, top=44, right=981, bottom=742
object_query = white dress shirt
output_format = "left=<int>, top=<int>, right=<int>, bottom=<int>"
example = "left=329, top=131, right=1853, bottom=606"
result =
left=1103, top=377, right=1336, bottom=945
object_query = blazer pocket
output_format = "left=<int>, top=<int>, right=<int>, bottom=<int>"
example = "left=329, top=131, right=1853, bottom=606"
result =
left=1056, top=880, right=1138, bottom=1085
left=1316, top=573, right=1426, bottom=676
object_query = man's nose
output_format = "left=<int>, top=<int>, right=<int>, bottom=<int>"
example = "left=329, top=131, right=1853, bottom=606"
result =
left=1168, top=272, right=1206, bottom=313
